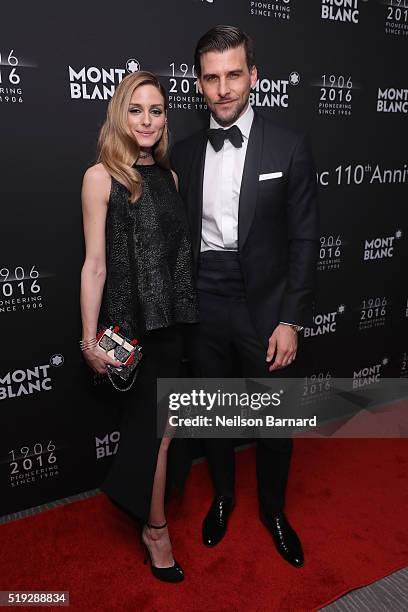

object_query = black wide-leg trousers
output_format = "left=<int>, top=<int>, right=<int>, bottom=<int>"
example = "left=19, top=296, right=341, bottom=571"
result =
left=194, top=250, right=293, bottom=513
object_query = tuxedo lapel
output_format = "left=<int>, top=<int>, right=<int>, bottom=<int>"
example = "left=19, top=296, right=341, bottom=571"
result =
left=188, top=130, right=207, bottom=263
left=238, top=112, right=263, bottom=250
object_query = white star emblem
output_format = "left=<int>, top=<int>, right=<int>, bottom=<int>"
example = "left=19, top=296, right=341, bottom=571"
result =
left=338, top=304, right=345, bottom=314
left=126, top=59, right=140, bottom=74
left=395, top=229, right=402, bottom=239
left=289, top=71, right=300, bottom=86
left=382, top=357, right=389, bottom=366
left=50, top=354, right=64, bottom=367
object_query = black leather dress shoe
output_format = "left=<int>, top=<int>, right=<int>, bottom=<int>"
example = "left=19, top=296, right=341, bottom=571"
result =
left=202, top=496, right=234, bottom=547
left=261, top=511, right=304, bottom=568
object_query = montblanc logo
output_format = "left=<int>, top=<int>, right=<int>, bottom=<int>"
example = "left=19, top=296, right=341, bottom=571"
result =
left=363, top=230, right=402, bottom=261
left=126, top=59, right=140, bottom=73
left=352, top=357, right=388, bottom=389
left=377, top=87, right=408, bottom=114
left=0, top=355, right=64, bottom=400
left=304, top=305, right=345, bottom=337
left=321, top=0, right=359, bottom=24
left=68, top=59, right=141, bottom=100
left=95, top=431, right=120, bottom=459
left=250, top=72, right=300, bottom=108
left=50, top=354, right=64, bottom=367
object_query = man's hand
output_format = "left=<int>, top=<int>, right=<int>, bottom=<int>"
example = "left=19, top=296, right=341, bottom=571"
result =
left=266, top=324, right=298, bottom=372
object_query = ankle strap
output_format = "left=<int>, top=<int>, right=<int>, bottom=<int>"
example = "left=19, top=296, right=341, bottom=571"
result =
left=146, top=521, right=167, bottom=529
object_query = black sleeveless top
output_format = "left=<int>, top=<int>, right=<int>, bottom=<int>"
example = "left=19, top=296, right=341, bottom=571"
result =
left=99, top=164, right=199, bottom=339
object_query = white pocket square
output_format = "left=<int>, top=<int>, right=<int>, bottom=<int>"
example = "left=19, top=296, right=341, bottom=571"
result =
left=259, top=172, right=283, bottom=181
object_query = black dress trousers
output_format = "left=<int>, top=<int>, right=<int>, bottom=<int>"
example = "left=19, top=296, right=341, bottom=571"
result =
left=194, top=250, right=293, bottom=513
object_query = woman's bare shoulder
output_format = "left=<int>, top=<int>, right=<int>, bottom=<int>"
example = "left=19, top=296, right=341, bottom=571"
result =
left=82, top=163, right=111, bottom=206
left=83, top=162, right=111, bottom=185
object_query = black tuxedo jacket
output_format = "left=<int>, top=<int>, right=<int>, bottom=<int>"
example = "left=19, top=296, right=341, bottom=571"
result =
left=171, top=111, right=319, bottom=346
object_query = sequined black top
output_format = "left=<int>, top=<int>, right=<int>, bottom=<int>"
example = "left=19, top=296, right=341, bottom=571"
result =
left=99, top=164, right=199, bottom=339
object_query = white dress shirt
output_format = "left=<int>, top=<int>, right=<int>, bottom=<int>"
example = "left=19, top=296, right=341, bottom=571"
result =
left=201, top=103, right=254, bottom=252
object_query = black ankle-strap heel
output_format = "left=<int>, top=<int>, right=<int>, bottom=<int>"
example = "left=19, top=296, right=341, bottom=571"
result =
left=142, top=522, right=184, bottom=583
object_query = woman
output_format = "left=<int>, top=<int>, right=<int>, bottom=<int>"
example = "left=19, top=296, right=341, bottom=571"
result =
left=79, top=71, right=198, bottom=582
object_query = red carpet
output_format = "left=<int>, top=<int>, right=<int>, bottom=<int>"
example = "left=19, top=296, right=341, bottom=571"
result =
left=1, top=439, right=408, bottom=612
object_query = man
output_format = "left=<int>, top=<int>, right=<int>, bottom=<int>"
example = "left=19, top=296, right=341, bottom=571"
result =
left=171, top=26, right=319, bottom=568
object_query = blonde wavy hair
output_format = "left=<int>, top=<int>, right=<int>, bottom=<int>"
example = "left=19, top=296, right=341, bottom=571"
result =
left=97, top=71, right=169, bottom=203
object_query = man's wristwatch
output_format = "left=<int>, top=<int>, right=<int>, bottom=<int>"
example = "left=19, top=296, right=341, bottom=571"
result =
left=280, top=322, right=304, bottom=333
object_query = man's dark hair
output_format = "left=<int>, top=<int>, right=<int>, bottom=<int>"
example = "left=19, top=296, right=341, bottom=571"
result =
left=194, top=25, right=255, bottom=78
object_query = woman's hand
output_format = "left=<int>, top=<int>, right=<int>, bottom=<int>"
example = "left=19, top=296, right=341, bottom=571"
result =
left=82, top=346, right=122, bottom=374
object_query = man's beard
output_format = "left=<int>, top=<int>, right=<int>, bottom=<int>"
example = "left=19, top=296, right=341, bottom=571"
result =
left=210, top=95, right=249, bottom=127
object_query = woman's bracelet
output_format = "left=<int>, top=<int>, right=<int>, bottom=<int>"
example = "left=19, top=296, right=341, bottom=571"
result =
left=79, top=337, right=97, bottom=352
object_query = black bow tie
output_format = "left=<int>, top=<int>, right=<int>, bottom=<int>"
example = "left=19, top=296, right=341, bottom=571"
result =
left=207, top=125, right=244, bottom=152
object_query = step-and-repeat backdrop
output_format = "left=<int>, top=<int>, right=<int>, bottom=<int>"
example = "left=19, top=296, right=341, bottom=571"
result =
left=1, top=0, right=407, bottom=516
